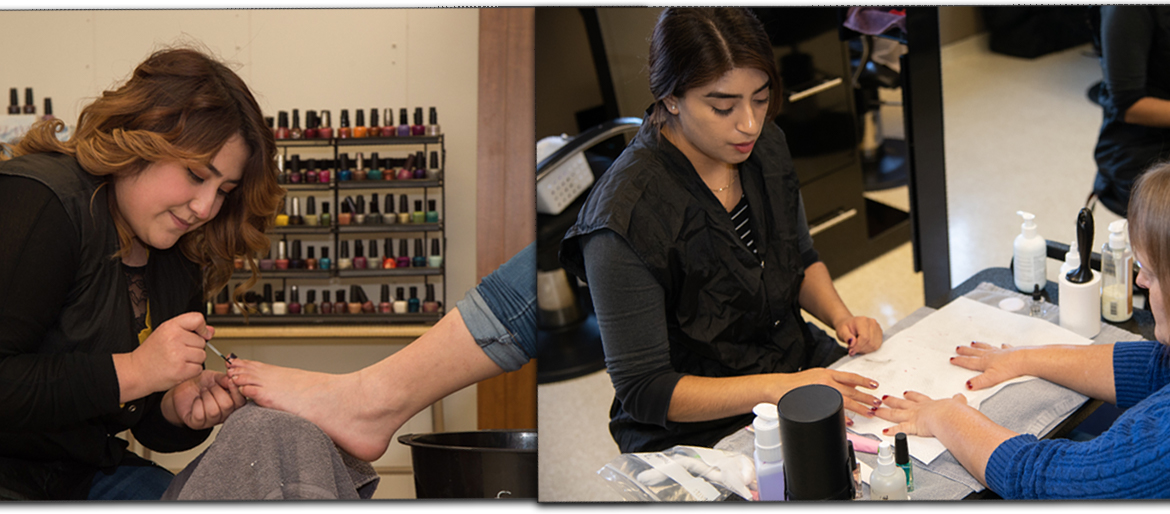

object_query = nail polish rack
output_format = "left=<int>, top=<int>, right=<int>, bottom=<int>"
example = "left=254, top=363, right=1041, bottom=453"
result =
left=207, top=118, right=446, bottom=326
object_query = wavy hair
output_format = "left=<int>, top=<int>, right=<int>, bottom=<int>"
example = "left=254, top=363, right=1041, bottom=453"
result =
left=646, top=8, right=782, bottom=129
left=2, top=47, right=283, bottom=307
left=1129, top=161, right=1170, bottom=317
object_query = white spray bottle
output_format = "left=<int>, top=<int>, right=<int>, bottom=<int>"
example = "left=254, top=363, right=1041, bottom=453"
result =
left=752, top=402, right=785, bottom=501
left=1014, top=211, right=1047, bottom=293
left=868, top=441, right=907, bottom=500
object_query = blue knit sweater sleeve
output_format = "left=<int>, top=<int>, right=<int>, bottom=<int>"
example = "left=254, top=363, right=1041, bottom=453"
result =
left=984, top=341, right=1170, bottom=499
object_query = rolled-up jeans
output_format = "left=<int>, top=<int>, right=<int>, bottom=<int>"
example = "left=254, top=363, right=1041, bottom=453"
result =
left=456, top=242, right=536, bottom=372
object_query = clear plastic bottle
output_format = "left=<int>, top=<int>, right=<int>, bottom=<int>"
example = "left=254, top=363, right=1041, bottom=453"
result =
left=1102, top=219, right=1133, bottom=322
left=868, top=442, right=907, bottom=500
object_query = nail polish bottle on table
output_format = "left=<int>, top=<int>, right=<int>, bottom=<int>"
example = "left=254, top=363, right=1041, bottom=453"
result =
left=7, top=88, right=19, bottom=114
left=275, top=240, right=289, bottom=270
left=397, top=239, right=411, bottom=268
left=412, top=239, right=426, bottom=268
left=338, top=240, right=353, bottom=270
left=408, top=286, right=420, bottom=313
left=338, top=109, right=351, bottom=139
left=367, top=193, right=382, bottom=224
left=321, top=290, right=333, bottom=314
left=384, top=193, right=398, bottom=224
left=353, top=239, right=367, bottom=269
left=290, top=109, right=303, bottom=139
left=320, top=201, right=332, bottom=227
left=354, top=108, right=368, bottom=138
left=305, top=196, right=318, bottom=226
left=319, top=110, right=334, bottom=139
left=397, top=107, right=410, bottom=136
left=23, top=88, right=36, bottom=114
left=428, top=239, right=443, bottom=268
left=393, top=287, right=408, bottom=314
left=427, top=107, right=441, bottom=136
left=304, top=289, right=318, bottom=314
left=426, top=200, right=439, bottom=223
left=319, top=246, right=332, bottom=270
left=380, top=284, right=392, bottom=313
left=412, top=200, right=425, bottom=224
left=411, top=107, right=425, bottom=136
left=214, top=287, right=230, bottom=315
left=306, top=246, right=318, bottom=270
left=334, top=289, right=347, bottom=314
left=288, top=286, right=302, bottom=314
left=275, top=111, right=290, bottom=139
left=367, top=152, right=383, bottom=181
left=382, top=238, right=397, bottom=269
left=347, top=285, right=362, bottom=314
left=398, top=195, right=411, bottom=224
left=289, top=239, right=304, bottom=269
left=422, top=283, right=439, bottom=312
left=353, top=195, right=367, bottom=225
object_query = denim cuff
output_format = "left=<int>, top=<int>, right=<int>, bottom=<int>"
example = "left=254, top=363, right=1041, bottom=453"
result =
left=457, top=287, right=529, bottom=372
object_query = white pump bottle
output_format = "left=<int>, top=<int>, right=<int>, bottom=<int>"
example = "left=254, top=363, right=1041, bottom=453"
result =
left=1013, top=211, right=1047, bottom=293
left=752, top=402, right=785, bottom=501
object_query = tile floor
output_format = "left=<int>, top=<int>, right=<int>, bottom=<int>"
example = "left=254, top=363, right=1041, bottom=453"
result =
left=537, top=33, right=1114, bottom=501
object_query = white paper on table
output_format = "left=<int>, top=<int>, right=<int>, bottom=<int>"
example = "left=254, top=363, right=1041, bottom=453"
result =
left=836, top=297, right=1093, bottom=464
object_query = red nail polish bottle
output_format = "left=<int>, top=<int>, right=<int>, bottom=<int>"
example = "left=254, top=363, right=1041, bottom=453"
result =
left=304, top=110, right=319, bottom=139
left=290, top=109, right=303, bottom=139
left=318, top=110, right=334, bottom=139
left=382, top=108, right=397, bottom=137
left=380, top=284, right=392, bottom=313
left=411, top=107, right=425, bottom=136
left=275, top=240, right=289, bottom=270
left=304, top=158, right=318, bottom=184
left=274, top=111, right=290, bottom=139
left=289, top=286, right=302, bottom=314
left=353, top=239, right=367, bottom=269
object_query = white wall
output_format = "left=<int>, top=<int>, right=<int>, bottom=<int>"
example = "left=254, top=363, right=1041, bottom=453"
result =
left=0, top=8, right=480, bottom=499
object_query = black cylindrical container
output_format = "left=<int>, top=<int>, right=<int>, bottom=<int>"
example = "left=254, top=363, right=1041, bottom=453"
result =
left=777, top=384, right=852, bottom=500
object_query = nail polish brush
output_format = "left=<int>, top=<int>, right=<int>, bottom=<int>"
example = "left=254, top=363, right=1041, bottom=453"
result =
left=205, top=341, right=232, bottom=363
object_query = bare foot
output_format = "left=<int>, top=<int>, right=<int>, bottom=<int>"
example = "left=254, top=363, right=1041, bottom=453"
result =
left=226, top=358, right=403, bottom=461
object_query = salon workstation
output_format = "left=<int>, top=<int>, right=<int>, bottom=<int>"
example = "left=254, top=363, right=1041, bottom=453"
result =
left=536, top=7, right=1154, bottom=501
left=0, top=8, right=537, bottom=500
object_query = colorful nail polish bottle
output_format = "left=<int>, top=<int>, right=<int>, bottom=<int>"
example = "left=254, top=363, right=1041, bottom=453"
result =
left=393, top=287, right=408, bottom=313
left=304, top=196, right=318, bottom=226
left=334, top=289, right=347, bottom=314
left=397, top=239, right=411, bottom=268
left=338, top=240, right=352, bottom=270
left=428, top=151, right=442, bottom=180
left=319, top=246, right=332, bottom=270
left=338, top=199, right=352, bottom=226
left=304, top=110, right=319, bottom=139
left=289, top=197, right=304, bottom=225
left=259, top=248, right=274, bottom=270
left=397, top=108, right=410, bottom=136
left=214, top=287, right=231, bottom=315
left=320, top=201, right=332, bottom=227
left=354, top=153, right=368, bottom=182
left=275, top=240, right=289, bottom=270
left=353, top=195, right=367, bottom=225
left=412, top=239, right=427, bottom=268
left=427, top=107, right=441, bottom=136
left=382, top=108, right=397, bottom=137
left=354, top=109, right=368, bottom=138
left=318, top=158, right=333, bottom=184
left=429, top=239, right=443, bottom=268
left=347, top=285, right=363, bottom=314
left=275, top=201, right=289, bottom=226
left=289, top=239, right=304, bottom=269
left=411, top=107, right=425, bottom=136
left=23, top=88, right=35, bottom=115
left=408, top=286, right=420, bottom=313
left=321, top=290, right=333, bottom=314
left=412, top=200, right=425, bottom=224
left=275, top=154, right=288, bottom=185
left=337, top=153, right=353, bottom=182
left=426, top=200, right=439, bottom=223
left=366, top=193, right=382, bottom=224
left=379, top=284, right=393, bottom=313
left=353, top=239, right=367, bottom=269
left=318, top=110, right=334, bottom=139
left=383, top=157, right=396, bottom=181
left=306, top=246, right=318, bottom=270
left=42, top=98, right=54, bottom=122
left=367, top=152, right=383, bottom=181
left=260, top=284, right=274, bottom=315
left=303, top=158, right=318, bottom=184
left=7, top=88, right=19, bottom=114
left=412, top=151, right=427, bottom=179
left=304, top=289, right=318, bottom=314
left=423, top=284, right=440, bottom=312
left=233, top=257, right=244, bottom=271
left=369, top=108, right=380, bottom=137
left=275, top=111, right=290, bottom=139
left=383, top=194, right=398, bottom=225
left=288, top=155, right=303, bottom=184
left=396, top=157, right=414, bottom=181
left=289, top=285, right=302, bottom=314
left=290, top=109, right=303, bottom=140
left=338, top=109, right=351, bottom=139
left=382, top=238, right=396, bottom=269
left=273, top=290, right=288, bottom=315
left=368, top=237, right=379, bottom=264
left=361, top=287, right=375, bottom=314
left=398, top=196, right=411, bottom=224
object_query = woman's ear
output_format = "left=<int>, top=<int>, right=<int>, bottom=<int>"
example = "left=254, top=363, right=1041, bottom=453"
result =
left=663, top=95, right=680, bottom=115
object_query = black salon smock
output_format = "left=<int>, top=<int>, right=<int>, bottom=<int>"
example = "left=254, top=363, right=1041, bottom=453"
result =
left=0, top=153, right=210, bottom=500
left=561, top=119, right=846, bottom=453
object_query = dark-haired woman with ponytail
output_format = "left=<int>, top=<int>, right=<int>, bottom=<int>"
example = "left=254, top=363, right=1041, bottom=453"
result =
left=0, top=48, right=282, bottom=500
left=561, top=8, right=884, bottom=453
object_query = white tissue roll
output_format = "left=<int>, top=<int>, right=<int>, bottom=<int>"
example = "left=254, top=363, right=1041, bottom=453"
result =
left=1059, top=271, right=1101, bottom=339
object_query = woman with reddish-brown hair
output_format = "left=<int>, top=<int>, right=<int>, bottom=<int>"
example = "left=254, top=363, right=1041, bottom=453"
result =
left=560, top=8, right=884, bottom=453
left=0, top=47, right=282, bottom=500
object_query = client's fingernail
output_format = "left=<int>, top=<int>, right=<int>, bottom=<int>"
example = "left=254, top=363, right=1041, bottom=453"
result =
left=847, top=419, right=854, bottom=427
left=966, top=380, right=973, bottom=390
left=882, top=428, right=890, bottom=434
left=949, top=357, right=955, bottom=362
left=882, top=395, right=889, bottom=400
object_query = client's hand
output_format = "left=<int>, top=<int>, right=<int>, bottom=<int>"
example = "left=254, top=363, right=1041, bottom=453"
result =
left=949, top=341, right=1026, bottom=391
left=163, top=370, right=247, bottom=430
left=874, top=391, right=970, bottom=438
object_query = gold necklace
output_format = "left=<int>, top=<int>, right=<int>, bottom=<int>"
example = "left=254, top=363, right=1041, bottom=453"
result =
left=711, top=166, right=737, bottom=193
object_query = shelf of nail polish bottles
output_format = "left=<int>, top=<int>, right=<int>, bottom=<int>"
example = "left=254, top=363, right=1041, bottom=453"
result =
left=283, top=182, right=333, bottom=192
left=270, top=225, right=334, bottom=235
left=335, top=178, right=443, bottom=190
left=334, top=135, right=443, bottom=147
left=336, top=222, right=442, bottom=234
left=231, top=269, right=333, bottom=280
left=335, top=267, right=444, bottom=279
left=207, top=312, right=442, bottom=326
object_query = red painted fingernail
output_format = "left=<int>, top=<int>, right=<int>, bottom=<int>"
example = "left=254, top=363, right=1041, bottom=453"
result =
left=966, top=380, right=973, bottom=390
left=882, top=395, right=889, bottom=400
left=882, top=428, right=890, bottom=434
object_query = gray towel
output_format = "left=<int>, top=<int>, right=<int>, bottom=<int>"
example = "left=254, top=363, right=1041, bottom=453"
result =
left=161, top=402, right=380, bottom=500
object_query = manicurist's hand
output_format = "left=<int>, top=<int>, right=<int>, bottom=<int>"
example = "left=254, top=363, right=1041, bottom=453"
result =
left=113, top=312, right=212, bottom=403
left=949, top=341, right=1026, bottom=391
left=163, top=370, right=247, bottom=429
left=834, top=315, right=883, bottom=356
left=788, top=368, right=882, bottom=419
